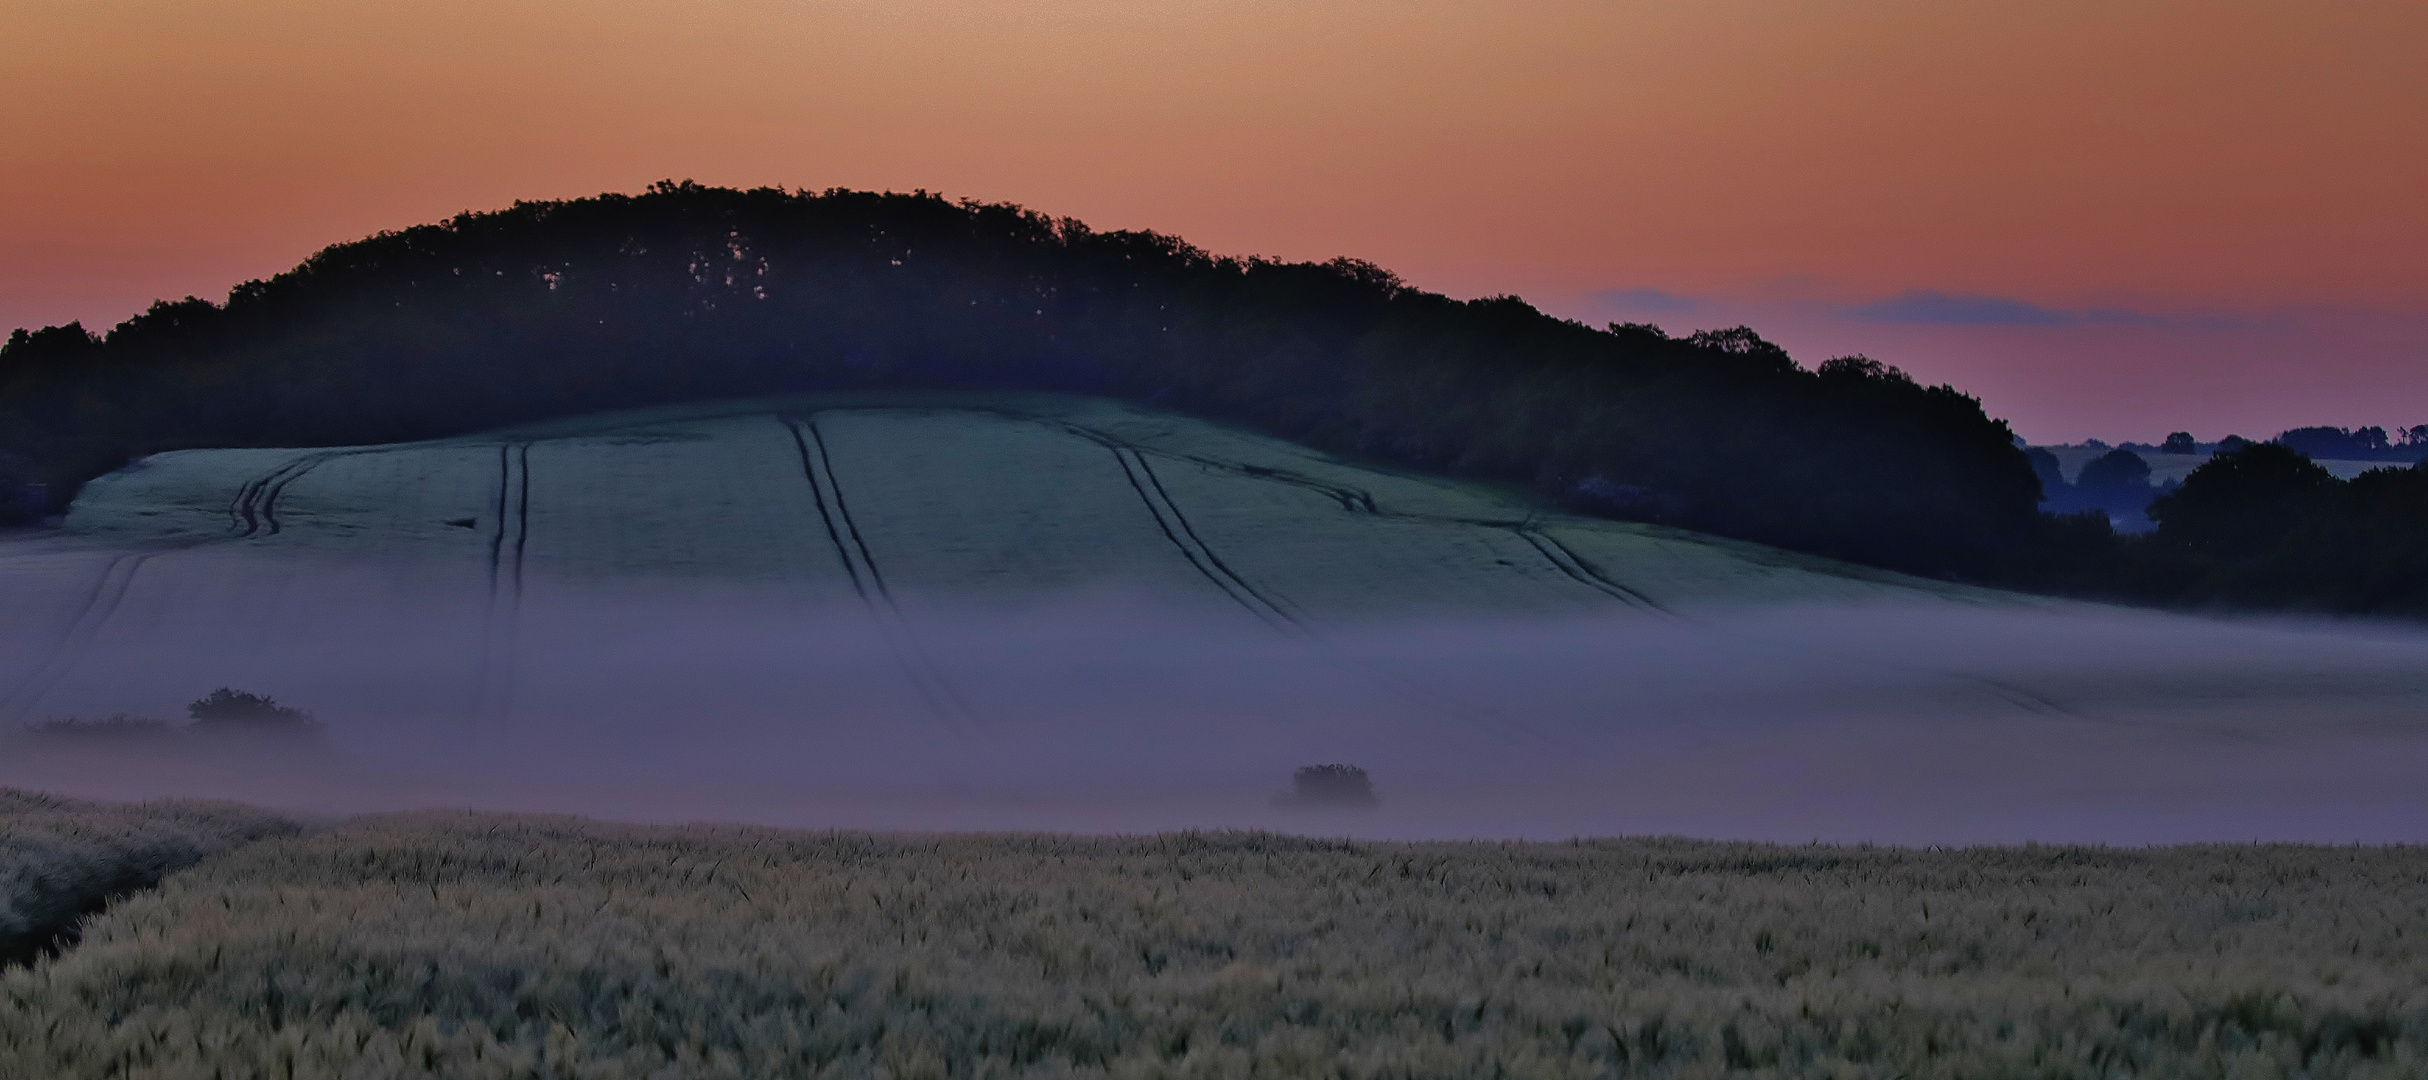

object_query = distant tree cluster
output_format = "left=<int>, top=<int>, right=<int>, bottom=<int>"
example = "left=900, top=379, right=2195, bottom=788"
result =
left=2269, top=425, right=2428, bottom=463
left=2131, top=444, right=2428, bottom=612
left=0, top=183, right=2040, bottom=577
left=2083, top=426, right=2428, bottom=464
left=2009, top=422, right=2428, bottom=612
left=2029, top=447, right=2166, bottom=530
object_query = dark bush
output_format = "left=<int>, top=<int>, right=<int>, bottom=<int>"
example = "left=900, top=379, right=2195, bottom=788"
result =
left=1284, top=764, right=1377, bottom=808
left=2149, top=443, right=2338, bottom=561
left=185, top=689, right=315, bottom=729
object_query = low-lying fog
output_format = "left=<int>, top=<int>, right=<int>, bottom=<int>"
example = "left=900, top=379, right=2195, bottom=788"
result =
left=8, top=563, right=2428, bottom=844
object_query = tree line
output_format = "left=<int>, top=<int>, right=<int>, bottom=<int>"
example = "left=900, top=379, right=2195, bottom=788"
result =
left=2034, top=442, right=2428, bottom=614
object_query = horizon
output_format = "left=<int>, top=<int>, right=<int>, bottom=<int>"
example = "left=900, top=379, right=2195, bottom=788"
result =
left=4, top=1, right=2422, bottom=444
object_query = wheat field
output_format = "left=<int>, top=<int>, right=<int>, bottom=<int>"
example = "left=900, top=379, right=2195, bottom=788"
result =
left=0, top=789, right=295, bottom=968
left=5, top=798, right=2428, bottom=1078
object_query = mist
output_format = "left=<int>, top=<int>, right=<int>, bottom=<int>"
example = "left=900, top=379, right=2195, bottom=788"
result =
left=5, top=547, right=2426, bottom=845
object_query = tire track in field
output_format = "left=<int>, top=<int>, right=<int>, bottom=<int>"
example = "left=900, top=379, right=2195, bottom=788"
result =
left=471, top=442, right=531, bottom=726
left=8, top=445, right=394, bottom=722
left=1018, top=410, right=2080, bottom=726
left=0, top=548, right=179, bottom=724
left=1019, top=417, right=1308, bottom=630
left=1117, top=446, right=1304, bottom=631
left=1508, top=522, right=1669, bottom=613
left=1075, top=423, right=2073, bottom=719
left=1516, top=520, right=2077, bottom=717
left=226, top=448, right=399, bottom=537
left=781, top=415, right=974, bottom=726
left=1000, top=413, right=1563, bottom=742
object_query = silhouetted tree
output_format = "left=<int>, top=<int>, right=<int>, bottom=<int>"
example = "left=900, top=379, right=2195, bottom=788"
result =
left=2274, top=425, right=2411, bottom=461
left=2025, top=447, right=2066, bottom=501
left=186, top=688, right=314, bottom=728
left=2076, top=449, right=2153, bottom=498
left=2148, top=443, right=2336, bottom=561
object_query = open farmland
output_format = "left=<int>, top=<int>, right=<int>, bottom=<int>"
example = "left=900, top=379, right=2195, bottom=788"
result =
left=6, top=393, right=2428, bottom=842
left=6, top=804, right=2428, bottom=1078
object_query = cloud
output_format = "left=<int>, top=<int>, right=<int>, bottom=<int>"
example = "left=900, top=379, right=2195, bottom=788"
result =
left=1844, top=289, right=2253, bottom=331
left=1590, top=287, right=1705, bottom=315
left=1846, top=290, right=2068, bottom=326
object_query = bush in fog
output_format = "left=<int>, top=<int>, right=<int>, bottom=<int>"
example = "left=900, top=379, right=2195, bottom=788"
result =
left=9, top=814, right=2428, bottom=1077
left=1282, top=763, right=1377, bottom=807
left=184, top=688, right=315, bottom=731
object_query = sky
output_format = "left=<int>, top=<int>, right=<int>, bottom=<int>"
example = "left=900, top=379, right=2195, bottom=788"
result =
left=3, top=0, right=2422, bottom=443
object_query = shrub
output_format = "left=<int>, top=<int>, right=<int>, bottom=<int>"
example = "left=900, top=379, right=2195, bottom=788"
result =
left=1283, top=763, right=1377, bottom=807
left=184, top=689, right=314, bottom=729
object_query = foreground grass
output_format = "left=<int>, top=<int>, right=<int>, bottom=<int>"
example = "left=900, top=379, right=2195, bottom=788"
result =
left=0, top=789, right=296, bottom=968
left=4, top=811, right=2428, bottom=1078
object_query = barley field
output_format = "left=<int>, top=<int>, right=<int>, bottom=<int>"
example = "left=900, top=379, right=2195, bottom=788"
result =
left=4, top=802, right=2427, bottom=1078
left=0, top=789, right=295, bottom=967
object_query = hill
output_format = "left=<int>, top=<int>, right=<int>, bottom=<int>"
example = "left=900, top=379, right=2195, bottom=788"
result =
left=0, top=183, right=2039, bottom=579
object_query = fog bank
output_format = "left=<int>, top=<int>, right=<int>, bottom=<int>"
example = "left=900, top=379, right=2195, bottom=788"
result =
left=7, top=561, right=2428, bottom=844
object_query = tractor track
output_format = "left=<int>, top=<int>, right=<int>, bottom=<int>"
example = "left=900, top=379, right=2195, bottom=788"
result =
left=1114, top=444, right=1303, bottom=631
left=999, top=411, right=2081, bottom=724
left=21, top=405, right=2073, bottom=732
left=0, top=546, right=188, bottom=724
left=1021, top=414, right=1646, bottom=625
left=226, top=447, right=401, bottom=537
left=1509, top=523, right=1669, bottom=613
left=782, top=415, right=973, bottom=725
left=998, top=413, right=1567, bottom=741
left=8, top=445, right=403, bottom=723
left=1019, top=416, right=1309, bottom=630
left=471, top=442, right=532, bottom=726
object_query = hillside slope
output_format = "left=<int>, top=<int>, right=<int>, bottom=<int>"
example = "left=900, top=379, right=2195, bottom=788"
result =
left=6, top=393, right=2428, bottom=841
left=2, top=392, right=1980, bottom=728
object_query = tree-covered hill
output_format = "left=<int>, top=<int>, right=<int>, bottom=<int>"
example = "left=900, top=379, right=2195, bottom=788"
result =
left=2, top=182, right=2041, bottom=575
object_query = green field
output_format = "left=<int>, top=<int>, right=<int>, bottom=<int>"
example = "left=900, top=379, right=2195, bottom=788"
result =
left=5, top=792, right=2428, bottom=1078
left=8, top=393, right=2428, bottom=843
left=0, top=391, right=1979, bottom=727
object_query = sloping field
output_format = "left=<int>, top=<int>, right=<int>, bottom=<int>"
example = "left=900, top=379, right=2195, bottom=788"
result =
left=5, top=393, right=2428, bottom=841
left=0, top=392, right=1975, bottom=730
left=7, top=811, right=2428, bottom=1078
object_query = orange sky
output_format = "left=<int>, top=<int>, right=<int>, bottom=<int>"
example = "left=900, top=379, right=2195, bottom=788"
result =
left=4, top=0, right=2423, bottom=440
